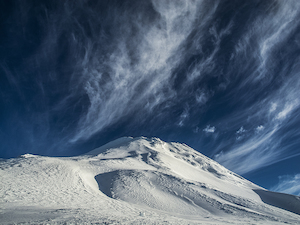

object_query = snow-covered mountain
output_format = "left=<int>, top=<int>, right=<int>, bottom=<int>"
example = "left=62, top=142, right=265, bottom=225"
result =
left=1, top=137, right=300, bottom=224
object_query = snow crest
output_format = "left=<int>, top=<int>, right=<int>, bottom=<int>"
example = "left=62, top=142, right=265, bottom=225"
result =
left=1, top=137, right=300, bottom=224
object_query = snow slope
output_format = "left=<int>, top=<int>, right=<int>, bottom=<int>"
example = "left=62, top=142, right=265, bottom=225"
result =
left=1, top=137, right=300, bottom=224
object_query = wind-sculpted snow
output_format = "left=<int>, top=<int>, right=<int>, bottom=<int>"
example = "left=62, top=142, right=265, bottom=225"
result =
left=253, top=189, right=300, bottom=216
left=96, top=169, right=258, bottom=217
left=1, top=137, right=300, bottom=224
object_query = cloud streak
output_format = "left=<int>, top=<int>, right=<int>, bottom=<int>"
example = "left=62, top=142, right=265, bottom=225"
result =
left=1, top=0, right=300, bottom=181
left=202, top=0, right=300, bottom=174
left=69, top=0, right=207, bottom=142
left=271, top=174, right=300, bottom=196
left=203, top=125, right=215, bottom=133
left=213, top=71, right=300, bottom=174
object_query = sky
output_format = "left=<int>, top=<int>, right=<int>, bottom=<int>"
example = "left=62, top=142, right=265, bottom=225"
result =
left=0, top=0, right=300, bottom=196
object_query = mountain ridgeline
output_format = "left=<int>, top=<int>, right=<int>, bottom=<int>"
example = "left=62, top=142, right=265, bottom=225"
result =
left=1, top=137, right=300, bottom=224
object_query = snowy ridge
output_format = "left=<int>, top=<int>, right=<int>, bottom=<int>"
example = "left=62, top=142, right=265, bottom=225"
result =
left=1, top=137, right=300, bottom=224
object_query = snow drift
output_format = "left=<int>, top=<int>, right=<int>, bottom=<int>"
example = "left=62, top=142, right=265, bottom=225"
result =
left=1, top=137, right=300, bottom=224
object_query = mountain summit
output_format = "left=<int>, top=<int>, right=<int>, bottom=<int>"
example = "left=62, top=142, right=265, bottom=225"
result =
left=1, top=137, right=300, bottom=224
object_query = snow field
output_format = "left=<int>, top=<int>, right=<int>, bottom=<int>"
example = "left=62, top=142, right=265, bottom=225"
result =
left=0, top=137, right=300, bottom=224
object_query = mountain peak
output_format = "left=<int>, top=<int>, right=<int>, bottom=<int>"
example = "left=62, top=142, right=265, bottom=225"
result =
left=1, top=137, right=300, bottom=224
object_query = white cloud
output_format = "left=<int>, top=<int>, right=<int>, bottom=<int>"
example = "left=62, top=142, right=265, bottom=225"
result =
left=236, top=126, right=246, bottom=134
left=275, top=101, right=299, bottom=121
left=255, top=125, right=265, bottom=133
left=178, top=109, right=189, bottom=127
left=195, top=91, right=208, bottom=105
left=235, top=126, right=246, bottom=140
left=191, top=1, right=300, bottom=176
left=203, top=125, right=215, bottom=133
left=270, top=102, right=277, bottom=113
left=214, top=128, right=279, bottom=174
left=70, top=0, right=205, bottom=142
left=271, top=174, right=300, bottom=196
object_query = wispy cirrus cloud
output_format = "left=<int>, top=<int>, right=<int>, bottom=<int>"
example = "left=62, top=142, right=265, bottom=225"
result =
left=214, top=127, right=279, bottom=174
left=214, top=79, right=300, bottom=173
left=1, top=0, right=300, bottom=168
left=203, top=125, right=216, bottom=133
left=213, top=74, right=300, bottom=174
left=271, top=174, right=300, bottom=196
left=236, top=127, right=246, bottom=135
left=70, top=0, right=215, bottom=142
left=208, top=0, right=300, bottom=174
left=230, top=0, right=300, bottom=85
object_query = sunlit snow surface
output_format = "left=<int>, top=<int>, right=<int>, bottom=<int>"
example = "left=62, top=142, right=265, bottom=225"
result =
left=1, top=137, right=300, bottom=224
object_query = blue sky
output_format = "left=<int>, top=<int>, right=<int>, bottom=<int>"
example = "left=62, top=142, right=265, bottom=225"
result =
left=0, top=0, right=300, bottom=195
